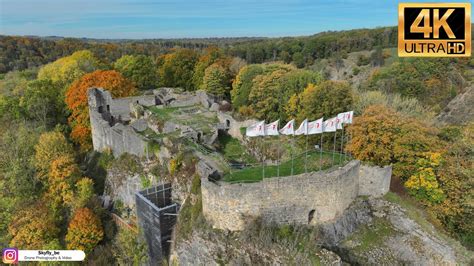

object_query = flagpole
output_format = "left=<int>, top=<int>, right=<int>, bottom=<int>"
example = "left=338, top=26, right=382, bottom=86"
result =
left=305, top=133, right=308, bottom=173
left=291, top=134, right=294, bottom=176
left=332, top=130, right=337, bottom=166
left=340, top=123, right=344, bottom=164
left=277, top=134, right=280, bottom=177
left=262, top=137, right=265, bottom=179
left=319, top=133, right=323, bottom=171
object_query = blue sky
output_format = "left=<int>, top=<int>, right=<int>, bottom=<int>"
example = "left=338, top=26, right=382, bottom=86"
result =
left=0, top=0, right=468, bottom=39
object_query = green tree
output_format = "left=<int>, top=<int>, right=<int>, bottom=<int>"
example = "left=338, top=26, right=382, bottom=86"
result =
left=293, top=81, right=353, bottom=122
left=20, top=79, right=65, bottom=127
left=157, top=48, right=198, bottom=91
left=202, top=63, right=230, bottom=97
left=113, top=229, right=148, bottom=265
left=0, top=124, right=40, bottom=246
left=114, top=55, right=158, bottom=90
left=231, top=64, right=265, bottom=108
left=248, top=65, right=294, bottom=121
left=74, top=177, right=95, bottom=209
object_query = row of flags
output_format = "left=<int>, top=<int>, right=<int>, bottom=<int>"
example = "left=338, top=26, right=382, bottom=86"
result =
left=246, top=111, right=353, bottom=137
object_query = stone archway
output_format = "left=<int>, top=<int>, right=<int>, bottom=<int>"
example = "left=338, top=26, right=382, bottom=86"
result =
left=308, top=209, right=316, bottom=224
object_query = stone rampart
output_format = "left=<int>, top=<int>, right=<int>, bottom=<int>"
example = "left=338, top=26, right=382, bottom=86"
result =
left=201, top=161, right=392, bottom=231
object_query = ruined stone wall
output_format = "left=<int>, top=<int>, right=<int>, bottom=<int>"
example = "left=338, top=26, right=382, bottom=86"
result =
left=89, top=108, right=148, bottom=157
left=202, top=161, right=392, bottom=231
left=202, top=161, right=361, bottom=231
left=88, top=88, right=149, bottom=157
left=358, top=164, right=391, bottom=197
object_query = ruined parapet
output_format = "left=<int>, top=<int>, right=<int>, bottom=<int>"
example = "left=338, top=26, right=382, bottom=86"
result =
left=88, top=87, right=149, bottom=157
left=201, top=160, right=392, bottom=231
left=136, top=184, right=178, bottom=265
left=358, top=164, right=391, bottom=197
left=217, top=112, right=258, bottom=141
left=202, top=161, right=361, bottom=231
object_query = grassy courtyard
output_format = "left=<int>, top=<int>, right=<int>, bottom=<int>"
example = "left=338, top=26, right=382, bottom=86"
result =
left=223, top=150, right=349, bottom=183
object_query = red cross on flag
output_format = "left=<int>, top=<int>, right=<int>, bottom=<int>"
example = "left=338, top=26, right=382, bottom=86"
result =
left=323, top=117, right=337, bottom=132
left=279, top=119, right=295, bottom=135
left=295, top=119, right=308, bottom=135
left=337, top=111, right=354, bottom=124
left=308, top=118, right=324, bottom=135
left=265, top=120, right=279, bottom=136
left=246, top=121, right=265, bottom=137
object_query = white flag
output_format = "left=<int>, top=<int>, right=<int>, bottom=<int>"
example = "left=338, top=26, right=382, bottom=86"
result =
left=265, top=120, right=279, bottom=136
left=323, top=117, right=337, bottom=132
left=295, top=119, right=308, bottom=135
left=246, top=121, right=265, bottom=137
left=279, top=119, right=295, bottom=135
left=336, top=116, right=343, bottom=130
left=338, top=111, right=354, bottom=124
left=308, top=118, right=324, bottom=135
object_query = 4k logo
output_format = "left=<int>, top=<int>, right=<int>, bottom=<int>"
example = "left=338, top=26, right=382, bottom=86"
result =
left=398, top=3, right=471, bottom=57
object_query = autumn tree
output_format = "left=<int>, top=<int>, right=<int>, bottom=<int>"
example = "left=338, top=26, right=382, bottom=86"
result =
left=404, top=152, right=445, bottom=203
left=114, top=55, right=157, bottom=90
left=34, top=130, right=74, bottom=180
left=157, top=48, right=198, bottom=91
left=65, top=70, right=136, bottom=149
left=346, top=105, right=439, bottom=180
left=202, top=63, right=230, bottom=97
left=291, top=81, right=352, bottom=122
left=46, top=154, right=80, bottom=210
left=192, top=46, right=223, bottom=89
left=8, top=202, right=59, bottom=249
left=66, top=208, right=104, bottom=253
left=38, top=50, right=101, bottom=86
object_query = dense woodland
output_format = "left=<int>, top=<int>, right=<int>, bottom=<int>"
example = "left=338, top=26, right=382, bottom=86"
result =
left=0, top=26, right=473, bottom=263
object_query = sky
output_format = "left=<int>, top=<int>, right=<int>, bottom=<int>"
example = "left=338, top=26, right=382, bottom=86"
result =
left=0, top=0, right=468, bottom=39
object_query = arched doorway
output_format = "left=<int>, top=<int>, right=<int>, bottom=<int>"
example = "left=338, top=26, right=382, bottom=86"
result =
left=308, top=209, right=316, bottom=224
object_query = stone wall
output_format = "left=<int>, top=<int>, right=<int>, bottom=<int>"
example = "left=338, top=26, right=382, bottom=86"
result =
left=202, top=161, right=361, bottom=231
left=202, top=161, right=392, bottom=231
left=88, top=88, right=150, bottom=157
left=358, top=164, right=391, bottom=197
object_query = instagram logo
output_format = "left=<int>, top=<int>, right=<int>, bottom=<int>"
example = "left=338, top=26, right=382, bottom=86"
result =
left=2, top=248, right=18, bottom=264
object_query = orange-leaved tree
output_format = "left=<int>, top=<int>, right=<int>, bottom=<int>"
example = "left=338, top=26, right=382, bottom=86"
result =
left=65, top=70, right=136, bottom=150
left=66, top=208, right=104, bottom=253
left=346, top=105, right=438, bottom=180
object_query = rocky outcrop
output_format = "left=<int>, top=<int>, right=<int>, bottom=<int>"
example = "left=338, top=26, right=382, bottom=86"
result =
left=321, top=197, right=472, bottom=265
left=172, top=196, right=472, bottom=265
left=437, top=85, right=474, bottom=125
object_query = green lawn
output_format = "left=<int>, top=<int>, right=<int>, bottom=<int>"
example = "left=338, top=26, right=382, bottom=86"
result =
left=223, top=150, right=349, bottom=183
